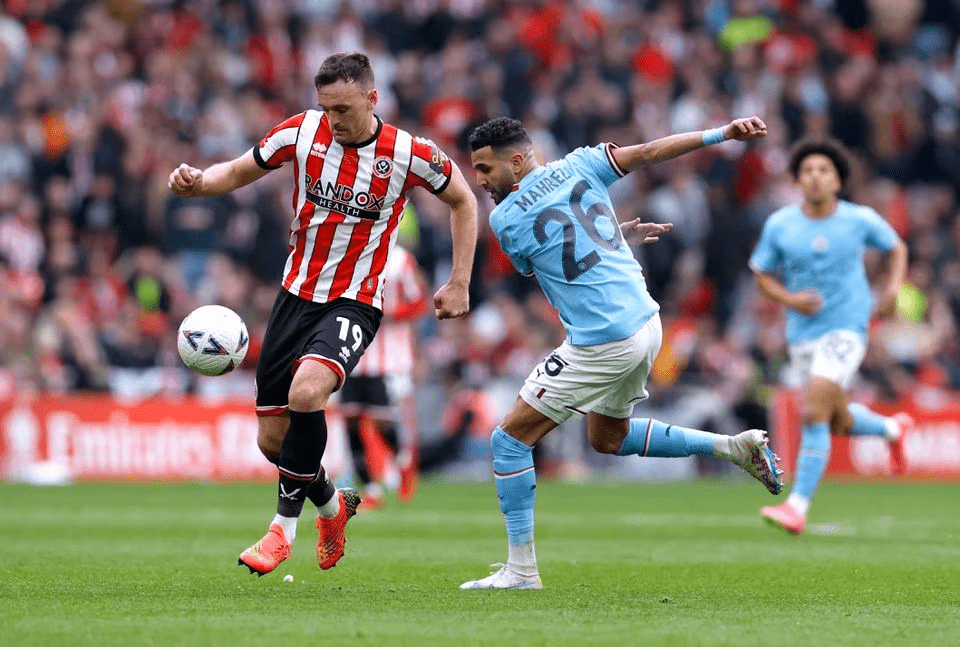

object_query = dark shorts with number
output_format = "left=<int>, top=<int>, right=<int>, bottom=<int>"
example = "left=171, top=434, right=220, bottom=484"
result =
left=255, top=290, right=381, bottom=416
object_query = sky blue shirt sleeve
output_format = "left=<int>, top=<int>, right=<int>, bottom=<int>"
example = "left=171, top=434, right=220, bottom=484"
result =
left=566, top=144, right=627, bottom=188
left=749, top=212, right=783, bottom=273
left=860, top=206, right=899, bottom=250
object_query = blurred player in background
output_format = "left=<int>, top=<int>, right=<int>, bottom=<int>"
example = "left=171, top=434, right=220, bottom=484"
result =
left=168, top=53, right=477, bottom=576
left=460, top=116, right=778, bottom=590
left=338, top=243, right=428, bottom=509
left=750, top=139, right=911, bottom=536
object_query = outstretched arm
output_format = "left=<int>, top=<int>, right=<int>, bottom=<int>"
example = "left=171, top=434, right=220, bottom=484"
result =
left=433, top=162, right=478, bottom=319
left=168, top=150, right=272, bottom=197
left=611, top=116, right=767, bottom=173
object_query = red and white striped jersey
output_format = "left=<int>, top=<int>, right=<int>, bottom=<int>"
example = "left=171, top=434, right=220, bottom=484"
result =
left=253, top=111, right=452, bottom=310
left=351, top=245, right=428, bottom=378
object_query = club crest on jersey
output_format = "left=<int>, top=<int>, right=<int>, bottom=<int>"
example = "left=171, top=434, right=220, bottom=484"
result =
left=812, top=235, right=829, bottom=253
left=373, top=156, right=394, bottom=178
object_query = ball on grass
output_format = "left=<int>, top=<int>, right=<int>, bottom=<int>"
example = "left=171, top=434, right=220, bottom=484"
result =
left=283, top=574, right=294, bottom=583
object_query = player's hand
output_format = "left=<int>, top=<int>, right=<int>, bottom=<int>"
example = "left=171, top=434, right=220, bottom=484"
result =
left=790, top=289, right=823, bottom=315
left=723, top=116, right=767, bottom=141
left=622, top=219, right=673, bottom=245
left=168, top=163, right=204, bottom=197
left=433, top=281, right=470, bottom=319
left=874, top=288, right=899, bottom=319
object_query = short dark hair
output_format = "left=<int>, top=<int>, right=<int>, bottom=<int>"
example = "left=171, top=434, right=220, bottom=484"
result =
left=314, top=53, right=375, bottom=89
left=469, top=117, right=531, bottom=151
left=788, top=138, right=851, bottom=186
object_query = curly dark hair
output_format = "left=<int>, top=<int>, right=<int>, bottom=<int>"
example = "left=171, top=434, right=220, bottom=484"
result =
left=314, top=52, right=374, bottom=89
left=468, top=117, right=531, bottom=151
left=788, top=138, right=851, bottom=186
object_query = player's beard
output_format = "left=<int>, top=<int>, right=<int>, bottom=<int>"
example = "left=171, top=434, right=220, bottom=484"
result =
left=490, top=180, right=513, bottom=205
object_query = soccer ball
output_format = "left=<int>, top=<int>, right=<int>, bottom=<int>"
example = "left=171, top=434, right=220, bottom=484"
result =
left=177, top=305, right=249, bottom=376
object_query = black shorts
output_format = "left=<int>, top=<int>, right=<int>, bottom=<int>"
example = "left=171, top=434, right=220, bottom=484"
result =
left=255, top=290, right=381, bottom=415
left=339, top=375, right=391, bottom=411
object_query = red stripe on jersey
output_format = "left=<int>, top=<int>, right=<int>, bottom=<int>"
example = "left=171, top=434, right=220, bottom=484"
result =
left=283, top=115, right=332, bottom=294
left=324, top=146, right=370, bottom=301
left=360, top=199, right=405, bottom=306
left=352, top=124, right=399, bottom=305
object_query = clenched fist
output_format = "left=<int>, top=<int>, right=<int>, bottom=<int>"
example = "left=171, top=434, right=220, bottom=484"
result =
left=168, top=163, right=204, bottom=197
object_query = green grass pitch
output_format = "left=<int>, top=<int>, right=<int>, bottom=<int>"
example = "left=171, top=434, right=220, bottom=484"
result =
left=1, top=478, right=958, bottom=646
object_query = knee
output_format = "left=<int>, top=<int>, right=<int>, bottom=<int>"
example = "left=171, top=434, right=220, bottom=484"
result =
left=589, top=433, right=623, bottom=455
left=288, top=380, right=331, bottom=412
left=800, top=399, right=831, bottom=425
left=832, top=410, right=853, bottom=436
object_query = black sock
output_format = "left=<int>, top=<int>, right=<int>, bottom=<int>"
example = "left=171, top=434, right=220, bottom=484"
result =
left=346, top=417, right=371, bottom=485
left=379, top=421, right=399, bottom=455
left=307, top=469, right=336, bottom=508
left=277, top=409, right=327, bottom=518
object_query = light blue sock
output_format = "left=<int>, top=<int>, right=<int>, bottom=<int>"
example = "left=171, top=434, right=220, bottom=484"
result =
left=793, top=422, right=831, bottom=500
left=616, top=418, right=717, bottom=457
left=491, top=427, right=536, bottom=545
left=847, top=403, right=890, bottom=437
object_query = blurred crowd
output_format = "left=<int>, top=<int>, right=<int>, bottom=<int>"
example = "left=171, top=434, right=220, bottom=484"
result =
left=0, top=0, right=958, bottom=473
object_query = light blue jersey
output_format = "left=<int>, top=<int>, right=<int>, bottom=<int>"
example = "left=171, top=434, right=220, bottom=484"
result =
left=489, top=144, right=659, bottom=346
left=749, top=200, right=899, bottom=344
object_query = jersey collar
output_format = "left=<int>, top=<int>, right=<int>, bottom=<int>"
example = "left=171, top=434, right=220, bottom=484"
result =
left=342, top=116, right=383, bottom=149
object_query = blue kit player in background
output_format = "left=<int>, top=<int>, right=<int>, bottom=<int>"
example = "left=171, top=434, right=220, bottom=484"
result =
left=461, top=116, right=781, bottom=590
left=751, top=138, right=912, bottom=536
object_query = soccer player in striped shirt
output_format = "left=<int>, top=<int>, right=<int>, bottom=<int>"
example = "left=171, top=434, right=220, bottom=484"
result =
left=168, top=53, right=477, bottom=576
left=460, top=115, right=778, bottom=590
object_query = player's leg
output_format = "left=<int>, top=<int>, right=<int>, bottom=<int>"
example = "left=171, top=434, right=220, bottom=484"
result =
left=588, top=413, right=782, bottom=494
left=842, top=402, right=912, bottom=475
left=358, top=377, right=401, bottom=507
left=764, top=331, right=868, bottom=533
left=240, top=360, right=339, bottom=575
left=581, top=314, right=781, bottom=493
left=240, top=290, right=303, bottom=574
left=300, top=301, right=380, bottom=569
left=460, top=398, right=554, bottom=590
left=390, top=373, right=420, bottom=500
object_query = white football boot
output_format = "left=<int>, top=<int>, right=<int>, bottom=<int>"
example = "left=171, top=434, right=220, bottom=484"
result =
left=728, top=429, right=784, bottom=495
left=460, top=563, right=543, bottom=590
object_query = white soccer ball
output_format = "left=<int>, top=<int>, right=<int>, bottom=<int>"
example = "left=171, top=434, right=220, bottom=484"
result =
left=176, top=305, right=249, bottom=376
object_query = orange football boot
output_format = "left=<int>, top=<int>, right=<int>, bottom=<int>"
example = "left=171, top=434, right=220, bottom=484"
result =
left=315, top=487, right=361, bottom=569
left=238, top=523, right=291, bottom=576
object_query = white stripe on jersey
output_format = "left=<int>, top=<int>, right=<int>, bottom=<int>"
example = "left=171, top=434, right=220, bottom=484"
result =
left=265, top=111, right=447, bottom=309
left=311, top=130, right=413, bottom=306
left=261, top=126, right=299, bottom=165
left=282, top=110, right=322, bottom=294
